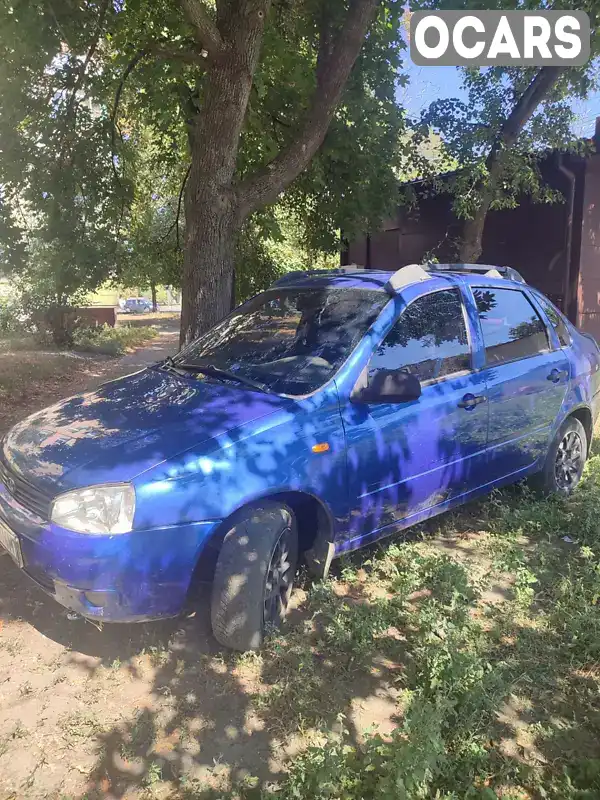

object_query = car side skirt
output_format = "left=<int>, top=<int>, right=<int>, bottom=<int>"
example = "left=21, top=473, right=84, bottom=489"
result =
left=335, top=461, right=536, bottom=556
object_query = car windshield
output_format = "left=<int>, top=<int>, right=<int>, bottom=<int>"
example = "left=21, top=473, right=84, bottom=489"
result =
left=172, top=287, right=388, bottom=396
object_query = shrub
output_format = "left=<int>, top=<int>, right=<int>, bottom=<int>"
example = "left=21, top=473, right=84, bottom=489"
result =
left=0, top=300, right=26, bottom=335
left=72, top=324, right=157, bottom=356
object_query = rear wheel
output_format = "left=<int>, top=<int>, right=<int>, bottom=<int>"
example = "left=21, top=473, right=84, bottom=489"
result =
left=211, top=503, right=298, bottom=651
left=530, top=416, right=587, bottom=497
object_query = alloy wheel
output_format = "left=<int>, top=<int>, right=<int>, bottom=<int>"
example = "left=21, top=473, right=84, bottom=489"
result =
left=263, top=526, right=295, bottom=629
left=555, top=430, right=584, bottom=491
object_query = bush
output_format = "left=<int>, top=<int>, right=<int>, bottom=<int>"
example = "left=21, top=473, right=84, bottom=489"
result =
left=0, top=300, right=26, bottom=335
left=72, top=324, right=157, bottom=356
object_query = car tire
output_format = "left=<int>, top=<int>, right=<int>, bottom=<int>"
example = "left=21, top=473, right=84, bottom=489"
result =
left=210, top=502, right=298, bottom=651
left=530, top=416, right=588, bottom=497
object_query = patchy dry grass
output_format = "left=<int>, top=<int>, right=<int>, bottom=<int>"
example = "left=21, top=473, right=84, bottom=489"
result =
left=0, top=345, right=110, bottom=433
left=72, top=323, right=158, bottom=355
left=117, top=311, right=180, bottom=325
left=0, top=321, right=171, bottom=433
left=247, top=457, right=600, bottom=800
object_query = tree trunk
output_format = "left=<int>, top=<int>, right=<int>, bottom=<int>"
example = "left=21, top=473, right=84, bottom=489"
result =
left=176, top=0, right=379, bottom=345
left=178, top=81, right=250, bottom=346
left=180, top=184, right=236, bottom=344
left=151, top=282, right=157, bottom=312
left=459, top=194, right=492, bottom=263
left=177, top=1, right=269, bottom=346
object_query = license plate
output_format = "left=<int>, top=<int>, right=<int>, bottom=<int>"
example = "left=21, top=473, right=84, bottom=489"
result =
left=0, top=520, right=23, bottom=568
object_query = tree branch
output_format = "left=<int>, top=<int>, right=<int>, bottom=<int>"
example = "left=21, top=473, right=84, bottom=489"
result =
left=459, top=66, right=563, bottom=262
left=180, top=0, right=224, bottom=57
left=492, top=66, right=563, bottom=159
left=161, top=165, right=191, bottom=250
left=65, top=0, right=111, bottom=118
left=45, top=0, right=72, bottom=49
left=238, top=0, right=379, bottom=218
left=175, top=165, right=190, bottom=251
left=110, top=46, right=206, bottom=186
left=146, top=42, right=208, bottom=64
left=110, top=50, right=147, bottom=186
left=483, top=67, right=563, bottom=190
left=316, top=2, right=334, bottom=85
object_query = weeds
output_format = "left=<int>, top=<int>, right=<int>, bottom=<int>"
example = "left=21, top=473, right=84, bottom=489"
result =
left=59, top=711, right=104, bottom=743
left=0, top=723, right=28, bottom=758
left=147, top=644, right=170, bottom=668
left=143, top=760, right=163, bottom=790
left=119, top=709, right=156, bottom=761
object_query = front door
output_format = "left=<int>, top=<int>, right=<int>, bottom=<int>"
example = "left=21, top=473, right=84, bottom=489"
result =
left=470, top=286, right=570, bottom=480
left=340, top=287, right=488, bottom=550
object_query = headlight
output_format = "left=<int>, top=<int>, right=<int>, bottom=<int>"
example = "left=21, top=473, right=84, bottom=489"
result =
left=51, top=484, right=136, bottom=534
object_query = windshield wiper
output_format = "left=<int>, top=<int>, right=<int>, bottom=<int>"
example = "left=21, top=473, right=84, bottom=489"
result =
left=158, top=356, right=186, bottom=375
left=174, top=363, right=273, bottom=394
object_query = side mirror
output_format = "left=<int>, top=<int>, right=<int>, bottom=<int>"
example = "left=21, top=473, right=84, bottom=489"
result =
left=352, top=369, right=422, bottom=404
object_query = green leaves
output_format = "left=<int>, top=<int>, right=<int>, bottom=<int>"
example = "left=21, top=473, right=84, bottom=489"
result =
left=0, top=0, right=410, bottom=305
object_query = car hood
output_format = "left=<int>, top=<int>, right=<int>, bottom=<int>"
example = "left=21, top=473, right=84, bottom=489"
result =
left=3, top=368, right=294, bottom=494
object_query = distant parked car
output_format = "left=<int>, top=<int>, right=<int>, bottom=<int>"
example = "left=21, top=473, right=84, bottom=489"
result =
left=122, top=297, right=153, bottom=314
left=1, top=263, right=599, bottom=650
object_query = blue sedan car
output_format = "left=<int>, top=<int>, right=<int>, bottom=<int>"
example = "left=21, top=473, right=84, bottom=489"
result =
left=123, top=297, right=153, bottom=314
left=1, top=264, right=599, bottom=650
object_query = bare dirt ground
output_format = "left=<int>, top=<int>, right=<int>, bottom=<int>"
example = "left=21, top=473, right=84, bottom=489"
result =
left=0, top=320, right=179, bottom=435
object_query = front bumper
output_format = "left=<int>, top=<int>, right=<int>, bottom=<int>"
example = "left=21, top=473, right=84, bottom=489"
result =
left=0, top=484, right=221, bottom=622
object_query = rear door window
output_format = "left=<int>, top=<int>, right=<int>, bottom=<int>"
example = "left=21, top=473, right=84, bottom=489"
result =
left=535, top=295, right=571, bottom=347
left=474, top=287, right=550, bottom=365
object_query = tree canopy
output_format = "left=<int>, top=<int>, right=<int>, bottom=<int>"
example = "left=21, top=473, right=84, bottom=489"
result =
left=2, top=0, right=600, bottom=337
left=0, top=0, right=409, bottom=338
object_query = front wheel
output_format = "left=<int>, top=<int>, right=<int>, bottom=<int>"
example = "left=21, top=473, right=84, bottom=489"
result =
left=211, top=503, right=298, bottom=651
left=530, top=417, right=588, bottom=497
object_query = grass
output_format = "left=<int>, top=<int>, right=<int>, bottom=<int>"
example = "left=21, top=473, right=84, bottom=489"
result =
left=0, top=724, right=28, bottom=758
left=72, top=323, right=158, bottom=356
left=59, top=711, right=105, bottom=742
left=119, top=709, right=157, bottom=762
left=212, top=447, right=600, bottom=800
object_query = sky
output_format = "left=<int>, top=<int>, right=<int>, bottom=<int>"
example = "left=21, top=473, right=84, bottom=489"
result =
left=399, top=61, right=600, bottom=138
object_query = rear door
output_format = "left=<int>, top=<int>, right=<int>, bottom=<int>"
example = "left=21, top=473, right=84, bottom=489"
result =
left=471, top=285, right=570, bottom=480
left=340, top=286, right=489, bottom=549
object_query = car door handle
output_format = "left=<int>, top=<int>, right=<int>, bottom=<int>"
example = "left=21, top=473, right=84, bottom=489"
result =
left=547, top=368, right=568, bottom=383
left=458, top=393, right=487, bottom=410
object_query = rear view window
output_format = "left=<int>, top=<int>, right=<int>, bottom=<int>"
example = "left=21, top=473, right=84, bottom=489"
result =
left=475, top=288, right=549, bottom=365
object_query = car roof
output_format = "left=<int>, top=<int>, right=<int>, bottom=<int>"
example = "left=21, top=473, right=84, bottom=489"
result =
left=270, top=267, right=527, bottom=294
